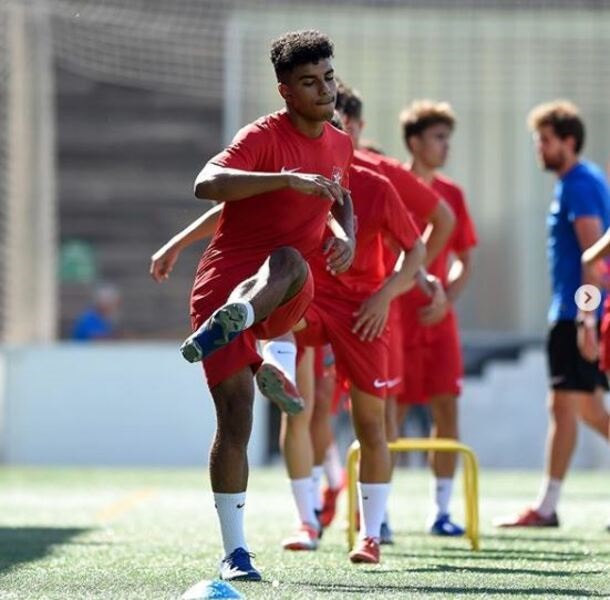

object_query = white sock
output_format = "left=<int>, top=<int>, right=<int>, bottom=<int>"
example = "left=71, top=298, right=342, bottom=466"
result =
left=534, top=477, right=562, bottom=518
left=323, top=442, right=343, bottom=490
left=262, top=340, right=297, bottom=385
left=290, top=477, right=317, bottom=526
left=231, top=301, right=255, bottom=329
left=358, top=482, right=391, bottom=540
left=214, top=492, right=248, bottom=556
left=432, top=477, right=454, bottom=518
left=311, top=465, right=324, bottom=512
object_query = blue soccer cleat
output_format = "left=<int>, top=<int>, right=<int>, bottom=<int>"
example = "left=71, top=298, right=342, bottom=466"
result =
left=429, top=513, right=465, bottom=536
left=219, top=547, right=262, bottom=582
left=181, top=303, right=249, bottom=363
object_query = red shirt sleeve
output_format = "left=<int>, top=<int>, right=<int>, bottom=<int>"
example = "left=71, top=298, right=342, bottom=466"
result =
left=381, top=180, right=420, bottom=251
left=208, top=123, right=271, bottom=172
left=452, top=189, right=478, bottom=253
left=381, top=161, right=441, bottom=222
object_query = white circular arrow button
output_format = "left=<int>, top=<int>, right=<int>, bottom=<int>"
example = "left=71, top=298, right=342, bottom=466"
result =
left=574, top=284, right=601, bottom=312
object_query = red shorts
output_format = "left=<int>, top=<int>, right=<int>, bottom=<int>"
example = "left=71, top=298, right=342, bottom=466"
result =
left=192, top=266, right=314, bottom=389
left=294, top=292, right=390, bottom=398
left=386, top=300, right=405, bottom=395
left=600, top=299, right=610, bottom=372
left=398, top=311, right=463, bottom=405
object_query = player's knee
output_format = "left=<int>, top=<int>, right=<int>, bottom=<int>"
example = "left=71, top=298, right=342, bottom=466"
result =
left=578, top=400, right=602, bottom=427
left=432, top=402, right=457, bottom=435
left=549, top=399, right=577, bottom=424
left=356, top=416, right=386, bottom=450
left=271, top=246, right=307, bottom=284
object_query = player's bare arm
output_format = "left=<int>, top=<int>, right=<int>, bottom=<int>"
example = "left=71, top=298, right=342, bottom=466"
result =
left=422, top=198, right=455, bottom=266
left=575, top=216, right=605, bottom=288
left=149, top=204, right=223, bottom=282
left=582, top=226, right=610, bottom=268
left=575, top=216, right=604, bottom=361
left=446, top=248, right=474, bottom=303
left=195, top=163, right=345, bottom=205
left=324, top=191, right=356, bottom=275
left=352, top=238, right=425, bottom=341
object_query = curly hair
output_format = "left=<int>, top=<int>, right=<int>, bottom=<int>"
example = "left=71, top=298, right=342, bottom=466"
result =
left=400, top=100, right=456, bottom=144
left=335, top=79, right=363, bottom=120
left=270, top=30, right=334, bottom=82
left=527, top=100, right=585, bottom=153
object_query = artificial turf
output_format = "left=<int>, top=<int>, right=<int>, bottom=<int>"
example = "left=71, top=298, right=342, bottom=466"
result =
left=0, top=467, right=608, bottom=599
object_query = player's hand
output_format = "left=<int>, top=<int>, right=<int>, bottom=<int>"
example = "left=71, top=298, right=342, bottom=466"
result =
left=323, top=236, right=355, bottom=275
left=150, top=244, right=181, bottom=282
left=418, top=276, right=449, bottom=326
left=287, top=173, right=347, bottom=205
left=352, top=290, right=391, bottom=341
left=577, top=316, right=599, bottom=362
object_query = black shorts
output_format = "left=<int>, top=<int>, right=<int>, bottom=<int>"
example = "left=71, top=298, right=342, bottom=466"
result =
left=547, top=320, right=609, bottom=392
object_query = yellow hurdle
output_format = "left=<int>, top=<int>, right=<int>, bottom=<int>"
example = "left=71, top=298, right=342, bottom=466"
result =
left=346, top=437, right=480, bottom=551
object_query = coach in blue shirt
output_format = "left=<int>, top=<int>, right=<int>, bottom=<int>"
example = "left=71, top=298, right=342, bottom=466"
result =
left=496, top=100, right=610, bottom=529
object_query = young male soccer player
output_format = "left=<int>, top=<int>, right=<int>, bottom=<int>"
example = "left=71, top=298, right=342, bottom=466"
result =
left=152, top=156, right=427, bottom=565
left=497, top=100, right=610, bottom=528
left=334, top=84, right=455, bottom=542
left=398, top=100, right=478, bottom=535
left=282, top=159, right=426, bottom=563
left=164, top=30, right=355, bottom=581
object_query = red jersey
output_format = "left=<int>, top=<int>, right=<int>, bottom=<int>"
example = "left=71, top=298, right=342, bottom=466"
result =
left=190, top=110, right=353, bottom=316
left=427, top=173, right=478, bottom=285
left=310, top=164, right=419, bottom=297
left=353, top=149, right=440, bottom=225
left=403, top=171, right=477, bottom=346
left=353, top=149, right=440, bottom=274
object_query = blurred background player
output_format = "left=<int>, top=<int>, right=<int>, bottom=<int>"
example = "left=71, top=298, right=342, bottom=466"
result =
left=166, top=30, right=354, bottom=581
left=309, top=345, right=345, bottom=529
left=71, top=284, right=122, bottom=341
left=497, top=100, right=610, bottom=528
left=398, top=100, right=478, bottom=536
left=335, top=83, right=456, bottom=542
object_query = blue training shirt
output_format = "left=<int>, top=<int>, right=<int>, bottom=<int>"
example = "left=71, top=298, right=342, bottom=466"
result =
left=547, top=160, right=610, bottom=322
left=72, top=309, right=115, bottom=341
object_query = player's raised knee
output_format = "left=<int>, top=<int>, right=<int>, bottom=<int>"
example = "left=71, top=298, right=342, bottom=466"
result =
left=271, top=246, right=308, bottom=282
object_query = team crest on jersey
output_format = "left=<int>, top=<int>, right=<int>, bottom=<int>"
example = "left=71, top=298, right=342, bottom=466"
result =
left=331, top=166, right=343, bottom=183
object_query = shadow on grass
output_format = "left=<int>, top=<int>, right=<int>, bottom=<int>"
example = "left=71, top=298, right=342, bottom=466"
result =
left=361, top=564, right=604, bottom=577
left=481, top=534, right=591, bottom=543
left=389, top=548, right=590, bottom=563
left=0, top=527, right=90, bottom=574
left=296, top=581, right=607, bottom=597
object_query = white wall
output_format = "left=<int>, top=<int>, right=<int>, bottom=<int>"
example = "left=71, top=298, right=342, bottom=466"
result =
left=461, top=348, right=610, bottom=470
left=0, top=344, right=607, bottom=469
left=0, top=343, right=269, bottom=466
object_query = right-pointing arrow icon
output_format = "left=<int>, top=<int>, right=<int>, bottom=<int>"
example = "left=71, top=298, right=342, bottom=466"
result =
left=575, top=284, right=601, bottom=312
